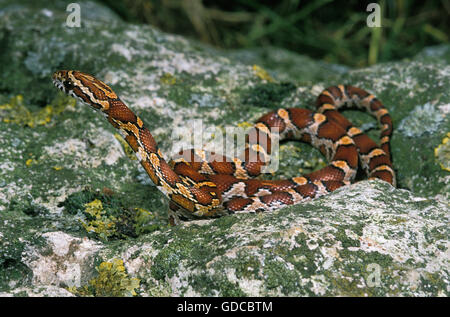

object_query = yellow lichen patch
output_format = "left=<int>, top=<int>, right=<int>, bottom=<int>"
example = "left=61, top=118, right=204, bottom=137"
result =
left=160, top=73, right=177, bottom=85
left=0, top=94, right=75, bottom=127
left=114, top=133, right=136, bottom=160
left=25, top=158, right=35, bottom=167
left=67, top=258, right=140, bottom=297
left=134, top=207, right=151, bottom=217
left=434, top=132, right=450, bottom=172
left=252, top=64, right=274, bottom=82
left=84, top=199, right=104, bottom=216
left=237, top=121, right=253, bottom=129
left=81, top=199, right=117, bottom=241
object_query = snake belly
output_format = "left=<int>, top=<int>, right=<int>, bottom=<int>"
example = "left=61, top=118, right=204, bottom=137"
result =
left=52, top=70, right=395, bottom=224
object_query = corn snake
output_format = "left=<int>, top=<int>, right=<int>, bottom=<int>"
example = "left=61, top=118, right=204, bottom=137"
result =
left=52, top=70, right=395, bottom=225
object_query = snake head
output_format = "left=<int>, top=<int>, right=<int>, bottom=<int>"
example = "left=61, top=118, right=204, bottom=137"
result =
left=52, top=70, right=117, bottom=110
left=52, top=70, right=75, bottom=95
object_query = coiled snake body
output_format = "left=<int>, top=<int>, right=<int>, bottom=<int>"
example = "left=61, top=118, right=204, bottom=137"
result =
left=53, top=70, right=395, bottom=225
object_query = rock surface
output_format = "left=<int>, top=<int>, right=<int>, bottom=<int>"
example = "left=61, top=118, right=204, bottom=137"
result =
left=0, top=0, right=449, bottom=296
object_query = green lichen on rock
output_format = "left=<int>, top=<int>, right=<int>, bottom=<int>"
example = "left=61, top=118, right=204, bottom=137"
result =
left=98, top=181, right=447, bottom=297
left=242, top=82, right=297, bottom=109
left=60, top=188, right=162, bottom=241
left=398, top=102, right=445, bottom=137
left=0, top=0, right=449, bottom=297
left=0, top=94, right=75, bottom=128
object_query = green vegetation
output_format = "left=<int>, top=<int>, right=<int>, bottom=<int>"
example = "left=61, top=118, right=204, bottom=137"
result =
left=99, top=0, right=449, bottom=67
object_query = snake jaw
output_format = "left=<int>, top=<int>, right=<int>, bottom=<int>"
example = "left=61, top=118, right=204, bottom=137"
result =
left=52, top=70, right=85, bottom=103
left=52, top=71, right=71, bottom=94
left=52, top=78, right=65, bottom=93
left=52, top=73, right=64, bottom=92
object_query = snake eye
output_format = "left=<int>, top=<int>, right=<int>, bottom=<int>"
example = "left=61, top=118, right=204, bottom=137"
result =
left=64, top=81, right=74, bottom=91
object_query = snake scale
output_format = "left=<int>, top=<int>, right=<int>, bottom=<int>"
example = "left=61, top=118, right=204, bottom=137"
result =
left=52, top=70, right=395, bottom=225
